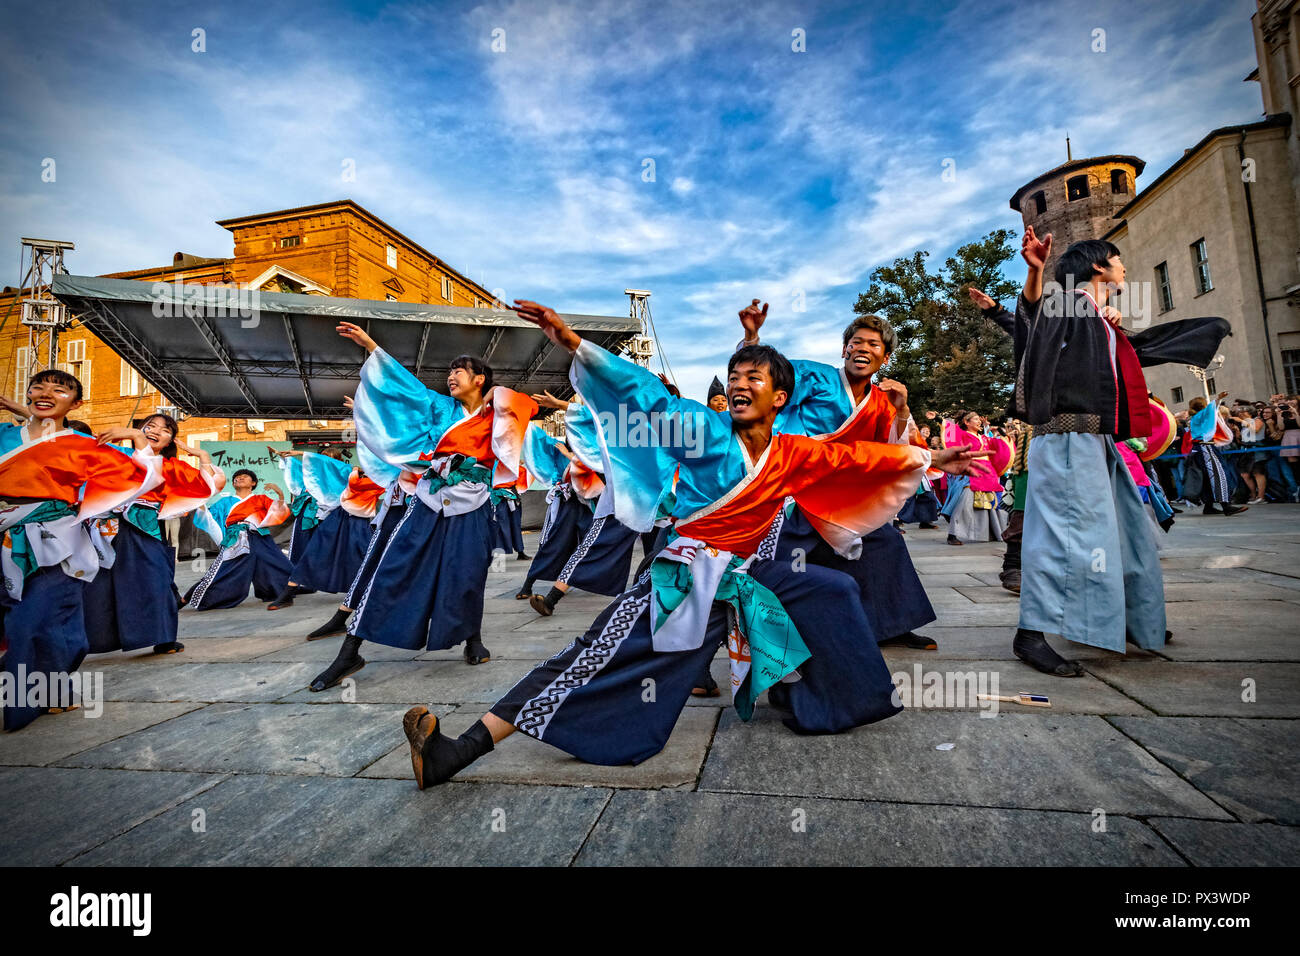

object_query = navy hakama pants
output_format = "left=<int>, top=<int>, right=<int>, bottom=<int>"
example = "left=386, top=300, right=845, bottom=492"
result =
left=289, top=510, right=373, bottom=594
left=525, top=495, right=593, bottom=584
left=490, top=559, right=900, bottom=766
left=1, top=567, right=88, bottom=731
left=344, top=501, right=408, bottom=610
left=897, top=490, right=939, bottom=525
left=288, top=511, right=317, bottom=565
left=347, top=498, right=493, bottom=651
left=84, top=521, right=179, bottom=653
left=771, top=507, right=936, bottom=642
left=183, top=532, right=293, bottom=610
left=492, top=499, right=525, bottom=554
left=557, top=514, right=639, bottom=596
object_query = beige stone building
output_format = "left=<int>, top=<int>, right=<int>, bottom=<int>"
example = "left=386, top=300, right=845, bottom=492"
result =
left=1105, top=116, right=1299, bottom=406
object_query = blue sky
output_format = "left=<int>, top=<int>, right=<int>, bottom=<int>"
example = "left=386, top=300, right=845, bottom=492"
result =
left=0, top=0, right=1265, bottom=399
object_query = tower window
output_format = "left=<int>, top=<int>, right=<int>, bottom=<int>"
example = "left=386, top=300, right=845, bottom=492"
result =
left=386, top=244, right=397, bottom=269
left=1171, top=386, right=1184, bottom=405
left=441, top=276, right=452, bottom=300
left=1066, top=174, right=1090, bottom=201
left=1031, top=190, right=1046, bottom=215
left=1110, top=169, right=1128, bottom=193
left=279, top=236, right=300, bottom=248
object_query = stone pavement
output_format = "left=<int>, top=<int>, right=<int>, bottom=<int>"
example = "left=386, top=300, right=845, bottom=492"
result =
left=3, top=508, right=1298, bottom=866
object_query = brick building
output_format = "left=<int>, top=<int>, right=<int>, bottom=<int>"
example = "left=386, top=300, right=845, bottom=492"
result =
left=1, top=199, right=499, bottom=446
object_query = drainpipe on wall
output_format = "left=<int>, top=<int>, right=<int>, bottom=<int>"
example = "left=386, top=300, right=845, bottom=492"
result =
left=1239, top=129, right=1279, bottom=393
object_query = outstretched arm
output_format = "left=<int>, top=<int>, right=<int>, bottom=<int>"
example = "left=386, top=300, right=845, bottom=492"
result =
left=738, top=298, right=768, bottom=347
left=513, top=300, right=581, bottom=353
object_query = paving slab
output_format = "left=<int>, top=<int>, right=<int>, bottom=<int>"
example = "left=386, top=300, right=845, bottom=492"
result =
left=1154, top=624, right=1300, bottom=663
left=97, top=661, right=322, bottom=703
left=0, top=702, right=202, bottom=767
left=1109, top=716, right=1300, bottom=824
left=362, top=708, right=718, bottom=788
left=699, top=709, right=1230, bottom=819
left=278, top=659, right=538, bottom=705
left=882, top=657, right=1152, bottom=715
left=417, top=633, right=565, bottom=661
left=1146, top=819, right=1300, bottom=866
left=71, top=774, right=611, bottom=867
left=62, top=702, right=430, bottom=777
left=953, top=586, right=1020, bottom=604
left=0, top=767, right=225, bottom=866
left=252, top=639, right=423, bottom=663
left=576, top=790, right=1184, bottom=866
left=1084, top=661, right=1300, bottom=717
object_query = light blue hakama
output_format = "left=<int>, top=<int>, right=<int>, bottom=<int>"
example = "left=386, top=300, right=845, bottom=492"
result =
left=1019, top=433, right=1166, bottom=652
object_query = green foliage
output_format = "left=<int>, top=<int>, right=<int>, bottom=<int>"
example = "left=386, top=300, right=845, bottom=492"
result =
left=855, top=229, right=1020, bottom=418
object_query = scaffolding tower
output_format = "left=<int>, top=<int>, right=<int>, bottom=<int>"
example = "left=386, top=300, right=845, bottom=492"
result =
left=623, top=288, right=655, bottom=368
left=17, top=237, right=75, bottom=392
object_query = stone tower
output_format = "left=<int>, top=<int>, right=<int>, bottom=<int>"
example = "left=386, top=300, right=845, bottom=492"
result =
left=1009, top=154, right=1145, bottom=281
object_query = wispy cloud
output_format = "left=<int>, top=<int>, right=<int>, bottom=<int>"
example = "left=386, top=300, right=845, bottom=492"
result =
left=0, top=0, right=1264, bottom=398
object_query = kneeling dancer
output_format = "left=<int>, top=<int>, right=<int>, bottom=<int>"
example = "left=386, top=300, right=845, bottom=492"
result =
left=402, top=300, right=987, bottom=787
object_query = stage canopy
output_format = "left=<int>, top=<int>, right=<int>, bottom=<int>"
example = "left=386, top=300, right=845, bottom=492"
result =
left=53, top=275, right=640, bottom=418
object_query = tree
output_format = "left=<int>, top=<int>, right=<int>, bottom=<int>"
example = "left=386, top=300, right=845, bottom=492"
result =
left=854, top=229, right=1020, bottom=418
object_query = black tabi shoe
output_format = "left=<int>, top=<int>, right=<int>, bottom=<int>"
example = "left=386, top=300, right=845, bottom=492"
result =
left=309, top=636, right=365, bottom=691
left=919, top=522, right=939, bottom=530
left=306, top=608, right=351, bottom=641
left=1012, top=629, right=1084, bottom=677
left=403, top=708, right=495, bottom=790
left=515, top=583, right=534, bottom=600
left=999, top=569, right=1022, bottom=593
left=878, top=631, right=938, bottom=650
left=1202, top=504, right=1223, bottom=515
left=947, top=534, right=964, bottom=546
left=463, top=639, right=491, bottom=665
left=267, top=585, right=303, bottom=610
left=530, top=587, right=564, bottom=617
left=516, top=552, right=531, bottom=560
left=152, top=641, right=185, bottom=655
left=1222, top=504, right=1249, bottom=516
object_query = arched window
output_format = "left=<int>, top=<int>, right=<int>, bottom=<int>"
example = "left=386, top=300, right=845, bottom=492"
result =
left=1110, top=169, right=1128, bottom=193
left=1066, top=174, right=1090, bottom=201
left=1031, top=190, right=1046, bottom=215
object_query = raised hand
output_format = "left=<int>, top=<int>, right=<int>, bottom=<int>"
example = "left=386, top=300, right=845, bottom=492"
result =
left=739, top=299, right=769, bottom=344
left=931, top=446, right=992, bottom=476
left=337, top=322, right=378, bottom=353
left=0, top=395, right=28, bottom=420
left=96, top=425, right=146, bottom=447
left=1101, top=305, right=1123, bottom=329
left=875, top=377, right=909, bottom=415
left=264, top=481, right=284, bottom=500
left=342, top=395, right=354, bottom=411
left=1021, top=226, right=1053, bottom=272
left=967, top=287, right=996, bottom=311
left=513, top=300, right=581, bottom=352
left=531, top=389, right=570, bottom=411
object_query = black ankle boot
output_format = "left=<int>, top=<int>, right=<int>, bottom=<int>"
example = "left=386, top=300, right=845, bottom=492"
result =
left=309, top=635, right=365, bottom=691
left=464, top=638, right=491, bottom=665
left=1013, top=628, right=1084, bottom=677
left=404, top=710, right=495, bottom=789
left=306, top=608, right=351, bottom=641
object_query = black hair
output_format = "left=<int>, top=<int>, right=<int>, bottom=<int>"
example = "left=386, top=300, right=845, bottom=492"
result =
left=842, top=314, right=897, bottom=355
left=727, top=344, right=795, bottom=403
left=1054, top=239, right=1122, bottom=288
left=450, top=354, right=493, bottom=392
left=28, top=368, right=84, bottom=402
left=140, top=412, right=179, bottom=459
left=65, top=419, right=93, bottom=435
left=232, top=468, right=258, bottom=487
